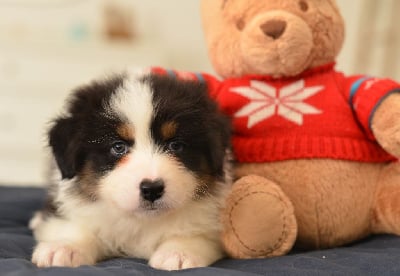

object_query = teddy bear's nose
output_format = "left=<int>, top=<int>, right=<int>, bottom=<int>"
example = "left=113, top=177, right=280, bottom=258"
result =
left=260, top=20, right=287, bottom=39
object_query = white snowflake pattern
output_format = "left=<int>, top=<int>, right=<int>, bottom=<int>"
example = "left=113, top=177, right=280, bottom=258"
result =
left=230, top=79, right=324, bottom=128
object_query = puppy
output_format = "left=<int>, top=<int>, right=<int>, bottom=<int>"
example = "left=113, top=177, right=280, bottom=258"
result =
left=30, top=72, right=232, bottom=270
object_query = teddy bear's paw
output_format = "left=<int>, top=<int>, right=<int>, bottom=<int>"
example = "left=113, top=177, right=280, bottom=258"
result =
left=373, top=123, right=400, bottom=157
left=221, top=175, right=298, bottom=259
left=371, top=93, right=400, bottom=157
left=32, top=242, right=96, bottom=268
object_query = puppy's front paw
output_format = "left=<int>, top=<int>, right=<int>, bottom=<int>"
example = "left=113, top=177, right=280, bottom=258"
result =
left=32, top=242, right=96, bottom=267
left=149, top=250, right=201, bottom=271
left=149, top=236, right=223, bottom=270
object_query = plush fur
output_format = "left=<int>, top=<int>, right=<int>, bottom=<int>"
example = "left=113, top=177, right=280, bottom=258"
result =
left=30, top=73, right=232, bottom=270
left=200, top=0, right=400, bottom=259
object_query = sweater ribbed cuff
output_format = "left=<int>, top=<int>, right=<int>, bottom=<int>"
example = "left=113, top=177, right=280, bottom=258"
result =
left=350, top=78, right=400, bottom=140
left=233, top=135, right=397, bottom=163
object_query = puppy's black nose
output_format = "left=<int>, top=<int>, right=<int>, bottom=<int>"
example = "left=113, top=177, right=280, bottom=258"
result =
left=140, top=179, right=165, bottom=202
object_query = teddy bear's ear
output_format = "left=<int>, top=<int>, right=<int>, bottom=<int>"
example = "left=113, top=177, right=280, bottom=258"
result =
left=200, top=0, right=224, bottom=32
left=316, top=0, right=345, bottom=59
left=317, top=0, right=344, bottom=24
left=326, top=0, right=343, bottom=15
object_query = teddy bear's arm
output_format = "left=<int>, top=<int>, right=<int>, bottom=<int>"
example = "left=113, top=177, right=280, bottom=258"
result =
left=370, top=92, right=400, bottom=157
left=344, top=75, right=400, bottom=143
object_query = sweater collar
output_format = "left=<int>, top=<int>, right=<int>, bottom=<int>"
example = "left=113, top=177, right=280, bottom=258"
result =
left=227, top=62, right=336, bottom=82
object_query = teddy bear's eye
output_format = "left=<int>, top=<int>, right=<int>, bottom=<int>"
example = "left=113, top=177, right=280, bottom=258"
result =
left=221, top=0, right=228, bottom=9
left=236, top=18, right=245, bottom=31
left=299, top=0, right=309, bottom=12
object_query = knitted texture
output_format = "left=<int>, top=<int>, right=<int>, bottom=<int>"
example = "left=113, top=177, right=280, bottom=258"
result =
left=151, top=64, right=400, bottom=163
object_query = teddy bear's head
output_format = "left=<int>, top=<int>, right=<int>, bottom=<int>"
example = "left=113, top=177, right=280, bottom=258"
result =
left=201, top=0, right=345, bottom=78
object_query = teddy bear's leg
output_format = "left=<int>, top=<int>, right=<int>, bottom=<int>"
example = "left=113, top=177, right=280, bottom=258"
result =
left=221, top=175, right=297, bottom=259
left=372, top=163, right=400, bottom=235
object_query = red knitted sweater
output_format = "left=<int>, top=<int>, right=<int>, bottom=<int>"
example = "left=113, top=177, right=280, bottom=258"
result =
left=152, top=64, right=400, bottom=163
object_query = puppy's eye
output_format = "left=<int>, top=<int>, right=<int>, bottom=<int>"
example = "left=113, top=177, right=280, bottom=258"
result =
left=299, top=0, right=309, bottom=12
left=167, top=141, right=185, bottom=153
left=110, top=141, right=129, bottom=157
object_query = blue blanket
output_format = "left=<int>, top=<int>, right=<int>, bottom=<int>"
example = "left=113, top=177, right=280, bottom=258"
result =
left=1, top=186, right=400, bottom=276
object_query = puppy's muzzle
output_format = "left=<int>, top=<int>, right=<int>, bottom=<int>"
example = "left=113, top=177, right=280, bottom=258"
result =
left=140, top=179, right=165, bottom=202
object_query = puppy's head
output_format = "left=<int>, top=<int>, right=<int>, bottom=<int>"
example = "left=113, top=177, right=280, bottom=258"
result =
left=49, top=73, right=231, bottom=214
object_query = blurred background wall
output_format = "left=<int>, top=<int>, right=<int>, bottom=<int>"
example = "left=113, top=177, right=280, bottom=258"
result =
left=0, top=0, right=399, bottom=186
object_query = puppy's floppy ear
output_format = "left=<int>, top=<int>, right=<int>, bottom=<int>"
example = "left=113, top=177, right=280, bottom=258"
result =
left=48, top=117, right=85, bottom=179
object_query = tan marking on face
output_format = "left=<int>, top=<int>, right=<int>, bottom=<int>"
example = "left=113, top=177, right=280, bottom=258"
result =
left=117, top=124, right=135, bottom=142
left=161, top=121, right=178, bottom=141
left=116, top=155, right=130, bottom=167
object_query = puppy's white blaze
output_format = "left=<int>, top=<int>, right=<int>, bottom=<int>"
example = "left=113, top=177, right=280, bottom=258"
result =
left=109, top=77, right=154, bottom=148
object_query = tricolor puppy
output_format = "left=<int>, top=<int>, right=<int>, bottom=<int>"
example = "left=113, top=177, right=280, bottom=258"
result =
left=30, top=72, right=232, bottom=270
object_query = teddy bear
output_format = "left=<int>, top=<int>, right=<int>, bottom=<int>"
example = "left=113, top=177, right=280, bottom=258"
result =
left=152, top=0, right=400, bottom=259
left=194, top=0, right=400, bottom=259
